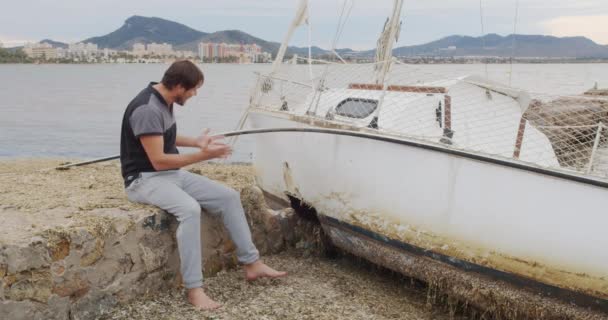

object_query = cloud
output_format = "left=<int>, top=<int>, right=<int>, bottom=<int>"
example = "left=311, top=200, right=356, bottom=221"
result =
left=541, top=15, right=608, bottom=44
left=0, top=35, right=37, bottom=48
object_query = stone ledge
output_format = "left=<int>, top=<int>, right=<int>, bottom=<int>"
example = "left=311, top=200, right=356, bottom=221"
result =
left=1, top=183, right=318, bottom=320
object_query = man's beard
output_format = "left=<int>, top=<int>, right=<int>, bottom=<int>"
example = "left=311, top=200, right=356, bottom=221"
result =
left=175, top=95, right=187, bottom=106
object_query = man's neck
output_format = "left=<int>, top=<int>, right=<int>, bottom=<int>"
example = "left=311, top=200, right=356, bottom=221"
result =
left=152, top=83, right=175, bottom=106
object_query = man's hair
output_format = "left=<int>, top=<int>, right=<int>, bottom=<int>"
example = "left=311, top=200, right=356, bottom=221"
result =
left=161, top=60, right=204, bottom=90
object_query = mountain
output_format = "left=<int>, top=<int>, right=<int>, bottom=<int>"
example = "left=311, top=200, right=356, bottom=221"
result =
left=176, top=29, right=328, bottom=57
left=82, top=16, right=208, bottom=50
left=4, top=39, right=66, bottom=52
left=40, top=39, right=68, bottom=49
left=82, top=15, right=329, bottom=57
left=378, top=34, right=608, bottom=58
left=76, top=16, right=608, bottom=59
left=177, top=29, right=270, bottom=51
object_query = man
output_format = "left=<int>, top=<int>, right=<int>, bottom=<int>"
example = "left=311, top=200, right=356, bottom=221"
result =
left=120, top=60, right=287, bottom=310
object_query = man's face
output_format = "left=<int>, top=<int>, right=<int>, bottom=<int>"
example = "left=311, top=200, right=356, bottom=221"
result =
left=175, top=82, right=203, bottom=106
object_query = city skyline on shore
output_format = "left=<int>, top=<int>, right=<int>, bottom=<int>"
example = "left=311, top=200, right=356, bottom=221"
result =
left=9, top=14, right=608, bottom=63
left=19, top=40, right=273, bottom=64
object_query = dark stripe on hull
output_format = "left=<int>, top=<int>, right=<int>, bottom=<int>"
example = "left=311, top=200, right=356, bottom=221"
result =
left=319, top=214, right=608, bottom=313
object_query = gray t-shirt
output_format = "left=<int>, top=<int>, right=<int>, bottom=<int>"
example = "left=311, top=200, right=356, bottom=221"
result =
left=120, top=83, right=178, bottom=186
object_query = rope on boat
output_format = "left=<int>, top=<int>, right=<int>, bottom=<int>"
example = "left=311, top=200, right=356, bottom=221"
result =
left=509, top=0, right=520, bottom=86
left=0, top=127, right=367, bottom=177
left=4, top=124, right=608, bottom=191
left=479, top=0, right=488, bottom=79
left=1, top=128, right=343, bottom=176
left=52, top=127, right=376, bottom=170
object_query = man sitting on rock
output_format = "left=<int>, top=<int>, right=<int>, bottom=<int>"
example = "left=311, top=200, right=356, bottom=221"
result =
left=119, top=60, right=287, bottom=310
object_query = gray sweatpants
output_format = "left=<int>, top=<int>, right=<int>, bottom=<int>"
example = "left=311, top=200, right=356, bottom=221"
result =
left=125, top=169, right=259, bottom=289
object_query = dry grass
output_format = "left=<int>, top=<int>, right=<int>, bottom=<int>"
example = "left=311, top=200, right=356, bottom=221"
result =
left=103, top=251, right=457, bottom=320
left=0, top=158, right=254, bottom=213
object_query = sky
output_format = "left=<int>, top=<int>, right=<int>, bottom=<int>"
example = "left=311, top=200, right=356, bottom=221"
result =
left=1, top=0, right=607, bottom=50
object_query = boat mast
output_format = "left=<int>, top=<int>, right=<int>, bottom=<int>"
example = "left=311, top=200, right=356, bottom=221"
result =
left=374, top=0, right=404, bottom=85
left=270, top=0, right=309, bottom=75
left=231, top=0, right=309, bottom=144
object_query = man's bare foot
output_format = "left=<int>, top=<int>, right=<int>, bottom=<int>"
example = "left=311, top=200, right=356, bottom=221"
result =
left=244, top=260, right=288, bottom=281
left=187, top=287, right=221, bottom=310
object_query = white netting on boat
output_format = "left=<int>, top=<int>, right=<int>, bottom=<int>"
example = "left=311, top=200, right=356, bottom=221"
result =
left=249, top=61, right=608, bottom=180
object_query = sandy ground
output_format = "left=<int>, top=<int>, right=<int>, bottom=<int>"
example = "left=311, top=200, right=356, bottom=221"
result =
left=1, top=159, right=459, bottom=320
left=103, top=251, right=458, bottom=320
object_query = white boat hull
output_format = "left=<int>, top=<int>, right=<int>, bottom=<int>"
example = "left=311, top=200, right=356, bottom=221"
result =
left=247, top=109, right=608, bottom=308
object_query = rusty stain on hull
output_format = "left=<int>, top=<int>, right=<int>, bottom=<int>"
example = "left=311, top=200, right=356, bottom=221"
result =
left=282, top=162, right=301, bottom=198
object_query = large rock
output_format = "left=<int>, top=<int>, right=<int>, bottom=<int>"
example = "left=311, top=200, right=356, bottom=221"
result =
left=0, top=185, right=314, bottom=320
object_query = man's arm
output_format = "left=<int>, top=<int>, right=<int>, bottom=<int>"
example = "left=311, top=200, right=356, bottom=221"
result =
left=176, top=129, right=225, bottom=150
left=176, top=135, right=198, bottom=148
left=140, top=135, right=230, bottom=171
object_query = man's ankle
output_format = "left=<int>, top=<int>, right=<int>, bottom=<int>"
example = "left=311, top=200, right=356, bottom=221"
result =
left=245, top=259, right=260, bottom=266
left=188, top=287, right=202, bottom=294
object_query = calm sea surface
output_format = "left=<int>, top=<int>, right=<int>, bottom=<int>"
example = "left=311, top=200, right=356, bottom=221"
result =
left=1, top=63, right=607, bottom=161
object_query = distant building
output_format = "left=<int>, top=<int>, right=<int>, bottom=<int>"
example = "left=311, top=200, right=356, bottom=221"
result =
left=68, top=42, right=98, bottom=57
left=198, top=42, right=211, bottom=60
left=212, top=43, right=219, bottom=59
left=146, top=43, right=173, bottom=56
left=55, top=48, right=68, bottom=59
left=131, top=42, right=179, bottom=57
left=131, top=42, right=175, bottom=57
left=175, top=50, right=195, bottom=58
left=103, top=48, right=117, bottom=57
left=199, top=41, right=269, bottom=63
left=261, top=52, right=272, bottom=63
left=200, top=44, right=207, bottom=59
left=23, top=42, right=57, bottom=59
left=246, top=43, right=264, bottom=62
left=222, top=43, right=234, bottom=57
left=133, top=43, right=146, bottom=56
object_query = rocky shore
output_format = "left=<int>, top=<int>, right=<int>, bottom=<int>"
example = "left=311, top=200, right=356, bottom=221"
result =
left=0, top=159, right=455, bottom=320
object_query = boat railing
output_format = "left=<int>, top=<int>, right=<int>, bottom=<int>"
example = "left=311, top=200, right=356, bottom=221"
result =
left=251, top=72, right=315, bottom=112
left=250, top=62, right=608, bottom=181
left=586, top=122, right=606, bottom=174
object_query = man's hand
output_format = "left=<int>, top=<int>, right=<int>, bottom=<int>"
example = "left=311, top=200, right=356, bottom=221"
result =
left=204, top=140, right=232, bottom=159
left=196, top=129, right=232, bottom=159
left=195, top=129, right=214, bottom=150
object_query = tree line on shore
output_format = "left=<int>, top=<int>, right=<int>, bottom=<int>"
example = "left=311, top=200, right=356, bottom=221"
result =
left=0, top=48, right=30, bottom=63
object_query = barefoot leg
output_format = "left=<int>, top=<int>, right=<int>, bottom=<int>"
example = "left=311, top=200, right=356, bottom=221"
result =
left=244, top=260, right=288, bottom=281
left=187, top=288, right=222, bottom=310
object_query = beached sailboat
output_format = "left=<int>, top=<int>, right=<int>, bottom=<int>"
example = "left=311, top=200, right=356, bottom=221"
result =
left=239, top=0, right=608, bottom=314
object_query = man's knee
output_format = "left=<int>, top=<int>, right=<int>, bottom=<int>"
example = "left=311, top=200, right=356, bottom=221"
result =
left=222, top=188, right=241, bottom=205
left=176, top=199, right=202, bottom=222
